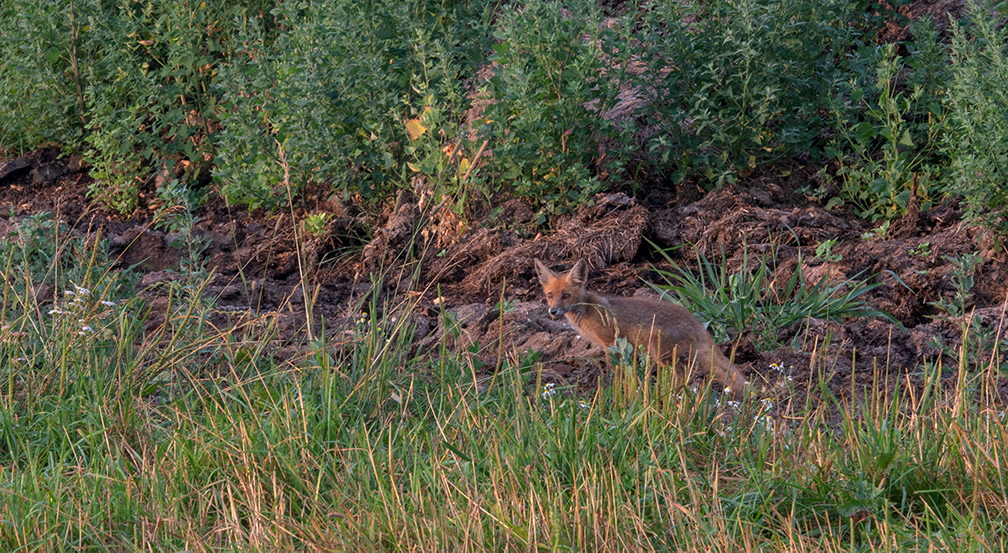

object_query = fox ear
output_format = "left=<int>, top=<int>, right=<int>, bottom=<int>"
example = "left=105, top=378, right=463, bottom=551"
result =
left=533, top=258, right=554, bottom=286
left=569, top=260, right=587, bottom=286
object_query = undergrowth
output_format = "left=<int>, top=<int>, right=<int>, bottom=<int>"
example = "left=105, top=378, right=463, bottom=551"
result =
left=4, top=0, right=1007, bottom=239
left=0, top=218, right=1006, bottom=549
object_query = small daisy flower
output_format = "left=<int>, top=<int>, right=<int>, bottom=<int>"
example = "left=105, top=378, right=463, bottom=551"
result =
left=542, top=382, right=556, bottom=399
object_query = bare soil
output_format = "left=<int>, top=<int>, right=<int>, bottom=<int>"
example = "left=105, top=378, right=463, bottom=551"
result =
left=2, top=145, right=1006, bottom=410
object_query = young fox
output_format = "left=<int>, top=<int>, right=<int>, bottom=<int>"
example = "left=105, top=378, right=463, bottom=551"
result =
left=534, top=259, right=747, bottom=396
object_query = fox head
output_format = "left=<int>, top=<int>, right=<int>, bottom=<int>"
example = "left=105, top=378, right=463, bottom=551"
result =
left=534, top=259, right=587, bottom=317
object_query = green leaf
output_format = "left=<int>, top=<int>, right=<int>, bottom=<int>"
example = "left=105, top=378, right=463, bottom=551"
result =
left=44, top=46, right=62, bottom=65
left=855, top=121, right=876, bottom=143
left=899, top=129, right=914, bottom=147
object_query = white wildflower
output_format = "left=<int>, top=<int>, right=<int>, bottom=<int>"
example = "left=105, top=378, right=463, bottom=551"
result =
left=542, top=382, right=556, bottom=399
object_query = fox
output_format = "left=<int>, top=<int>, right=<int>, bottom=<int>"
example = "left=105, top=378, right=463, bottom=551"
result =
left=534, top=258, right=748, bottom=397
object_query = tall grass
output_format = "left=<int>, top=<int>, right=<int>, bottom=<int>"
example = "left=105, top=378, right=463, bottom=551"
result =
left=0, top=221, right=1006, bottom=549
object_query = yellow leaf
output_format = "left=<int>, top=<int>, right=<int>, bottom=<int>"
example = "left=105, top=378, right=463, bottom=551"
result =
left=407, top=162, right=421, bottom=173
left=458, top=158, right=470, bottom=178
left=406, top=119, right=427, bottom=140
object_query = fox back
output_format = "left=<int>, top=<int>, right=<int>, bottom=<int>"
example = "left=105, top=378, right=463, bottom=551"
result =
left=534, top=259, right=747, bottom=396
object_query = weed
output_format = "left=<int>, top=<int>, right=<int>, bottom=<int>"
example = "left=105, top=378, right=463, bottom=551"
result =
left=652, top=240, right=889, bottom=348
left=827, top=41, right=945, bottom=222
left=635, top=0, right=853, bottom=187
left=481, top=0, right=628, bottom=223
left=908, top=242, right=932, bottom=259
left=928, top=252, right=1005, bottom=375
left=815, top=238, right=843, bottom=262
left=947, top=0, right=1008, bottom=238
left=304, top=212, right=332, bottom=239
left=861, top=220, right=892, bottom=241
left=215, top=0, right=489, bottom=212
left=153, top=165, right=208, bottom=234
left=932, top=252, right=982, bottom=320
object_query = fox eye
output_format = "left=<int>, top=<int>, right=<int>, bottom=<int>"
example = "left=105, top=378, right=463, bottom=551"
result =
left=546, top=292, right=552, bottom=299
left=562, top=293, right=570, bottom=299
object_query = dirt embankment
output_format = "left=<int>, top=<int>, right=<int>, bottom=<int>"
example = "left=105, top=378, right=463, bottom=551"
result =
left=1, top=148, right=1006, bottom=404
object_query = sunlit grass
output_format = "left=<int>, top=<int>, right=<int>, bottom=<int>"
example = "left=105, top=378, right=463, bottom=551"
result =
left=0, top=219, right=1006, bottom=550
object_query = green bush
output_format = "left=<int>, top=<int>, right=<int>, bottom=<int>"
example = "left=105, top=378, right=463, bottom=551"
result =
left=0, top=2, right=91, bottom=151
left=825, top=23, right=949, bottom=222
left=2, top=0, right=995, bottom=226
left=478, top=0, right=630, bottom=222
left=634, top=0, right=852, bottom=187
left=0, top=0, right=271, bottom=213
left=214, top=0, right=489, bottom=211
left=947, top=0, right=1008, bottom=237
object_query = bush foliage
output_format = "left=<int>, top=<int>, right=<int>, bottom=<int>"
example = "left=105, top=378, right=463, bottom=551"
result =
left=634, top=0, right=853, bottom=187
left=215, top=0, right=488, bottom=210
left=0, top=0, right=1006, bottom=235
left=946, top=0, right=1008, bottom=237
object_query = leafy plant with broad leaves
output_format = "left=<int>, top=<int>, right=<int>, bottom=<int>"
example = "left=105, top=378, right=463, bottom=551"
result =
left=479, top=0, right=631, bottom=224
left=633, top=0, right=853, bottom=188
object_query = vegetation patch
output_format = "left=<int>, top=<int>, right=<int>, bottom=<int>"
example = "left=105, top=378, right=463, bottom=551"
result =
left=2, top=0, right=1008, bottom=549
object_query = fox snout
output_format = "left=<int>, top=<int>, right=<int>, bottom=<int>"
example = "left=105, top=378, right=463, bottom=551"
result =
left=547, top=304, right=570, bottom=317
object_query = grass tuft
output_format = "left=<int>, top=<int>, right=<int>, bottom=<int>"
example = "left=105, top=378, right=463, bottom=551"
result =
left=651, top=240, right=893, bottom=347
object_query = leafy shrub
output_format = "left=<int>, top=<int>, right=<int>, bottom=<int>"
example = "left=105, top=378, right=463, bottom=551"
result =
left=825, top=23, right=949, bottom=222
left=82, top=0, right=258, bottom=213
left=0, top=2, right=91, bottom=152
left=0, top=0, right=270, bottom=213
left=634, top=0, right=852, bottom=187
left=946, top=0, right=1008, bottom=237
left=214, top=0, right=488, bottom=211
left=478, top=0, right=631, bottom=223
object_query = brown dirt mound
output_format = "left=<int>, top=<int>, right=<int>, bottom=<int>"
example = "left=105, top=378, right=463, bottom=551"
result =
left=452, top=192, right=649, bottom=299
left=1, top=146, right=1006, bottom=407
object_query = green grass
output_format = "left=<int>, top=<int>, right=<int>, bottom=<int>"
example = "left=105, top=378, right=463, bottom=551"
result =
left=651, top=240, right=893, bottom=348
left=1, top=222, right=1007, bottom=550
